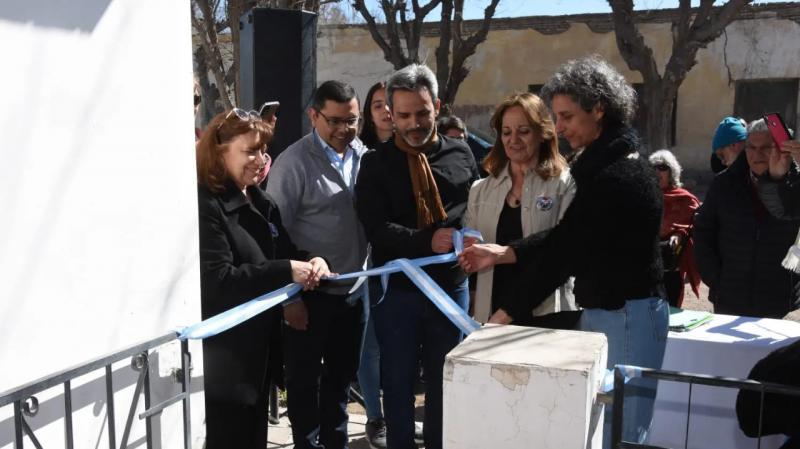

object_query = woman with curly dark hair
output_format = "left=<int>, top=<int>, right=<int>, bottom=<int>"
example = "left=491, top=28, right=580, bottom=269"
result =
left=459, top=56, right=668, bottom=448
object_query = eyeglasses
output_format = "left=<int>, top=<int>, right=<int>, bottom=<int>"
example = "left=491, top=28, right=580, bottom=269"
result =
left=316, top=110, right=361, bottom=129
left=654, top=164, right=670, bottom=172
left=215, top=104, right=273, bottom=145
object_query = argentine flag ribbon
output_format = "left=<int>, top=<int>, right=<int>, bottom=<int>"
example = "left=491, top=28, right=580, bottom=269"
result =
left=179, top=228, right=483, bottom=340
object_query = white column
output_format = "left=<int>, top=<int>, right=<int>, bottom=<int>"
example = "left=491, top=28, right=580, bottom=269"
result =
left=443, top=325, right=608, bottom=449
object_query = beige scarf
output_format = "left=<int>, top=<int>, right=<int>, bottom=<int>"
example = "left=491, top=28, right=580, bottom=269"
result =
left=394, top=133, right=448, bottom=229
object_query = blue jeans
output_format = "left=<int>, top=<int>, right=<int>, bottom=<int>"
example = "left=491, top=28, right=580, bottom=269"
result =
left=578, top=297, right=669, bottom=449
left=357, top=290, right=383, bottom=420
left=373, top=281, right=469, bottom=449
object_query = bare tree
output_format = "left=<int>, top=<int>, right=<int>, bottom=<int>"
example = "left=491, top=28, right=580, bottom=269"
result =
left=352, top=0, right=501, bottom=107
left=608, top=0, right=752, bottom=149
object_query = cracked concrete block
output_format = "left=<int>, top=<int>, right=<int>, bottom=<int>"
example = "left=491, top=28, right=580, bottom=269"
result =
left=443, top=325, right=607, bottom=449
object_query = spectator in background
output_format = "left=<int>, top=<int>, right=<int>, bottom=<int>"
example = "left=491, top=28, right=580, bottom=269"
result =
left=711, top=116, right=748, bottom=173
left=758, top=138, right=800, bottom=276
left=465, top=92, right=578, bottom=328
left=360, top=81, right=394, bottom=150
left=196, top=108, right=327, bottom=449
left=437, top=115, right=467, bottom=140
left=694, top=119, right=800, bottom=319
left=649, top=149, right=701, bottom=308
left=356, top=81, right=391, bottom=448
left=438, top=114, right=490, bottom=176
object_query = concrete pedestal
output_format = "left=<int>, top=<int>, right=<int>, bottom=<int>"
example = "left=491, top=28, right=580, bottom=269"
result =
left=443, top=325, right=607, bottom=449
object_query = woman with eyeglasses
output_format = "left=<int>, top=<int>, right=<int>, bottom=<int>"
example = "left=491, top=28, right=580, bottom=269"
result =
left=649, top=149, right=701, bottom=308
left=196, top=108, right=330, bottom=448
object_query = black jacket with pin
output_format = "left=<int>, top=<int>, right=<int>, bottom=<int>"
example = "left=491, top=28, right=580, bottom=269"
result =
left=506, top=125, right=664, bottom=317
left=198, top=182, right=308, bottom=405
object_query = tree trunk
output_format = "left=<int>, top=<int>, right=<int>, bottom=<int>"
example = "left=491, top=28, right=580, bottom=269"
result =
left=641, top=80, right=677, bottom=151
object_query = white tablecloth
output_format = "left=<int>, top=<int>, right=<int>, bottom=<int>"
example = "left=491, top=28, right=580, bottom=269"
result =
left=649, top=314, right=800, bottom=449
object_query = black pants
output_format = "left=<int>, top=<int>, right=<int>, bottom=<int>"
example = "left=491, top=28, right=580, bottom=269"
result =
left=205, top=396, right=269, bottom=449
left=284, top=291, right=363, bottom=449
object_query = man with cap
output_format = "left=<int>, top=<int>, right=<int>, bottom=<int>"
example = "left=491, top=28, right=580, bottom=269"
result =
left=710, top=116, right=748, bottom=173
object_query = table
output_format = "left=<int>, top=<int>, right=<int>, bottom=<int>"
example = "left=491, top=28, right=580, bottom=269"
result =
left=649, top=314, right=800, bottom=449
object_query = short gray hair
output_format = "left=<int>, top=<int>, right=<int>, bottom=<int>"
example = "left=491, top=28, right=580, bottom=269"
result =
left=747, top=118, right=770, bottom=135
left=386, top=64, right=438, bottom=110
left=649, top=149, right=683, bottom=188
left=541, top=55, right=637, bottom=126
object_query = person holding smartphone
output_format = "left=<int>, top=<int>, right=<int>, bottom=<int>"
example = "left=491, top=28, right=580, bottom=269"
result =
left=694, top=118, right=800, bottom=319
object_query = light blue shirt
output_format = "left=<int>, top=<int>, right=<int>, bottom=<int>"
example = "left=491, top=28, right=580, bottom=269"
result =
left=315, top=130, right=360, bottom=192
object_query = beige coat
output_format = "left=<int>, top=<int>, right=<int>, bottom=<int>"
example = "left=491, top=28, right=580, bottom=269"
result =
left=465, top=162, right=577, bottom=322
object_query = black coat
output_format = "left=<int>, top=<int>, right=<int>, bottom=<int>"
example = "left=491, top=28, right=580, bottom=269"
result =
left=736, top=338, right=800, bottom=438
left=355, top=135, right=479, bottom=290
left=197, top=182, right=307, bottom=405
left=506, top=125, right=664, bottom=317
left=694, top=152, right=800, bottom=317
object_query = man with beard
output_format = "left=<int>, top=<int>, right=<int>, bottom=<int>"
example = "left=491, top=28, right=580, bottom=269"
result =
left=355, top=64, right=479, bottom=449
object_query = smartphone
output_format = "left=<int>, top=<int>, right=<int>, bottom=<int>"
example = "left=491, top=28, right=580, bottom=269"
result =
left=259, top=101, right=280, bottom=120
left=764, top=112, right=791, bottom=152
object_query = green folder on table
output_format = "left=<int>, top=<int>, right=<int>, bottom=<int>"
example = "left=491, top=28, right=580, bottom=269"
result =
left=669, top=307, right=713, bottom=332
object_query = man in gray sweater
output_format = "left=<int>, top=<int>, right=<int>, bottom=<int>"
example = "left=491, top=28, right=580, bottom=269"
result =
left=266, top=80, right=369, bottom=449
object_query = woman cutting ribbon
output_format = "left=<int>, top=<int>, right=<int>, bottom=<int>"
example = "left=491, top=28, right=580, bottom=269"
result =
left=196, top=106, right=329, bottom=448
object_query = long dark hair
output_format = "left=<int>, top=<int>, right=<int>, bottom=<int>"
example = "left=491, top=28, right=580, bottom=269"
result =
left=359, top=81, right=386, bottom=149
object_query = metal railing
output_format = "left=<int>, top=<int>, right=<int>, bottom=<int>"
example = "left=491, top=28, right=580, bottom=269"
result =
left=0, top=332, right=192, bottom=449
left=611, top=365, right=800, bottom=449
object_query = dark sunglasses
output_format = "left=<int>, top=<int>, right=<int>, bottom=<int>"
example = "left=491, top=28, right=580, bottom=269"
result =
left=654, top=164, right=670, bottom=172
left=194, top=94, right=202, bottom=107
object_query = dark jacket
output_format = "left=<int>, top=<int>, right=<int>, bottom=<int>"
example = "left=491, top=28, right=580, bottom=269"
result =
left=757, top=163, right=800, bottom=220
left=198, top=182, right=308, bottom=404
left=694, top=152, right=800, bottom=317
left=736, top=338, right=800, bottom=438
left=355, top=134, right=479, bottom=291
left=505, top=125, right=664, bottom=317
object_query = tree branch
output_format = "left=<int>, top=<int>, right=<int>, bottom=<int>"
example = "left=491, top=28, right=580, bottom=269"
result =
left=607, top=0, right=661, bottom=82
left=352, top=0, right=397, bottom=65
left=435, top=0, right=453, bottom=98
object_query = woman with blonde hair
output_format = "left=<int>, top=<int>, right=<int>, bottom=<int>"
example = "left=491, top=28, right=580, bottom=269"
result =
left=465, top=92, right=578, bottom=328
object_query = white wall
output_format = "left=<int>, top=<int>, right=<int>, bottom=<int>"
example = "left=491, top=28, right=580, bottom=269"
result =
left=0, top=1, right=205, bottom=447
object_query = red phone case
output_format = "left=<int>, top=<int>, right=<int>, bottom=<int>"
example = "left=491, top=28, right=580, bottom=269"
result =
left=764, top=112, right=791, bottom=151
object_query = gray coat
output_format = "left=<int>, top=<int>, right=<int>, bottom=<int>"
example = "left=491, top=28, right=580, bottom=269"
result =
left=266, top=132, right=370, bottom=295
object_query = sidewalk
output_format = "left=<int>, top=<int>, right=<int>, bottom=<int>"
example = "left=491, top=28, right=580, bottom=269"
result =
left=267, top=407, right=372, bottom=448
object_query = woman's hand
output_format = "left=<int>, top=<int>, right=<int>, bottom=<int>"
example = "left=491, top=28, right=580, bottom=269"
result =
left=458, top=243, right=516, bottom=273
left=487, top=308, right=513, bottom=325
left=283, top=301, right=308, bottom=330
left=306, top=257, right=331, bottom=290
left=291, top=258, right=330, bottom=291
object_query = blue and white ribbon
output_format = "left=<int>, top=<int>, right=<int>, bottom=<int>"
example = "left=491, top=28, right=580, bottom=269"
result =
left=179, top=283, right=302, bottom=340
left=178, top=228, right=483, bottom=340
